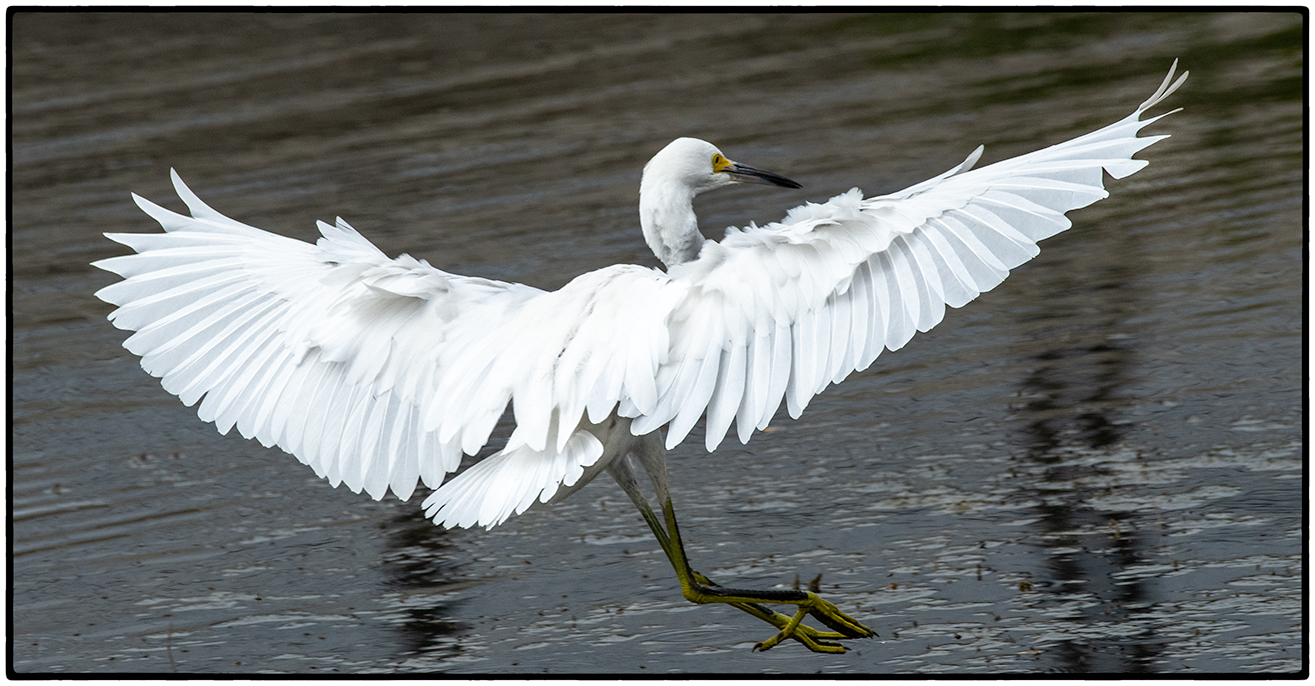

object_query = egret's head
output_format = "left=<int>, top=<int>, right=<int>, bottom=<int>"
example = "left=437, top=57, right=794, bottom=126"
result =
left=643, top=137, right=801, bottom=196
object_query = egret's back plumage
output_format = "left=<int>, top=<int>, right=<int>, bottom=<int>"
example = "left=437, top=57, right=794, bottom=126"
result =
left=94, top=63, right=1186, bottom=531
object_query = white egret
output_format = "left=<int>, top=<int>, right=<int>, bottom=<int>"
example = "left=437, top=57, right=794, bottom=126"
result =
left=93, top=62, right=1186, bottom=653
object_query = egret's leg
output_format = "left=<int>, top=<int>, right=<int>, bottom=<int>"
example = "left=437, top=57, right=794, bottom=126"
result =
left=609, top=459, right=850, bottom=653
left=607, top=453, right=874, bottom=653
left=654, top=492, right=875, bottom=649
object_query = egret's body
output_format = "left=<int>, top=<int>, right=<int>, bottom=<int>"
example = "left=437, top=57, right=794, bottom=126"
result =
left=94, top=64, right=1185, bottom=652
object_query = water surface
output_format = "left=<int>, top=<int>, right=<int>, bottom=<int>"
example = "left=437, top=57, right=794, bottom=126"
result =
left=11, top=11, right=1303, bottom=675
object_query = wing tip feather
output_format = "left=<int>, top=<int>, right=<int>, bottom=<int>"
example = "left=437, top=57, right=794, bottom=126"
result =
left=1138, top=59, right=1188, bottom=114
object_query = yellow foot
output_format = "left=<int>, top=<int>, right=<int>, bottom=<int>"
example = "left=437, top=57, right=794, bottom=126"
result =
left=689, top=570, right=875, bottom=654
left=752, top=593, right=874, bottom=653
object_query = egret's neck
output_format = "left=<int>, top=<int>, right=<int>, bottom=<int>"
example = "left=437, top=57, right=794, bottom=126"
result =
left=640, top=177, right=704, bottom=270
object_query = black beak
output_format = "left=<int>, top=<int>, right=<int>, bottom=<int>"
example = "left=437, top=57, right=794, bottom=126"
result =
left=725, top=162, right=802, bottom=189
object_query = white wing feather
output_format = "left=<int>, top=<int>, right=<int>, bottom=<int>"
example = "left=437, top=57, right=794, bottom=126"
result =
left=95, top=63, right=1185, bottom=529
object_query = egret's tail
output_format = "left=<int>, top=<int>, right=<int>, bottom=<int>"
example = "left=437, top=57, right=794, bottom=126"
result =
left=423, top=429, right=608, bottom=530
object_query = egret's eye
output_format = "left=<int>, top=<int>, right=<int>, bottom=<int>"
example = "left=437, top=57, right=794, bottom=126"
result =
left=711, top=154, right=731, bottom=173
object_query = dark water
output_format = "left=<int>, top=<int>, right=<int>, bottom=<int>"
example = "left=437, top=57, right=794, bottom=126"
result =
left=11, top=11, right=1303, bottom=675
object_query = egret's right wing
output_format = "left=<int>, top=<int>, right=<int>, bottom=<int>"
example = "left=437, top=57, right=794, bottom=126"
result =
left=94, top=171, right=544, bottom=501
left=631, top=62, right=1187, bottom=453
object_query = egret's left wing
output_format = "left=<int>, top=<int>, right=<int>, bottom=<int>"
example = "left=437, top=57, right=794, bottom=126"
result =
left=93, top=172, right=547, bottom=502
left=95, top=173, right=683, bottom=530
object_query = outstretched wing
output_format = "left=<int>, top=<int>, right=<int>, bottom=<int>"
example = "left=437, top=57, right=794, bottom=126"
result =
left=98, top=168, right=690, bottom=527
left=624, top=61, right=1188, bottom=453
left=94, top=171, right=545, bottom=501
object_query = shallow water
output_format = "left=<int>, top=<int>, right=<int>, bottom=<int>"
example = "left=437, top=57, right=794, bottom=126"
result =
left=11, top=11, right=1303, bottom=675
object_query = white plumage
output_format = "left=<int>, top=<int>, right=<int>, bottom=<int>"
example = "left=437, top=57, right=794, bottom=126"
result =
left=94, top=63, right=1186, bottom=535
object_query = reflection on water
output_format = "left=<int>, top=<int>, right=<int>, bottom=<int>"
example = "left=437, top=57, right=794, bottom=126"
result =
left=1013, top=226, right=1144, bottom=671
left=377, top=503, right=464, bottom=665
left=11, top=11, right=1303, bottom=675
left=1019, top=325, right=1156, bottom=671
